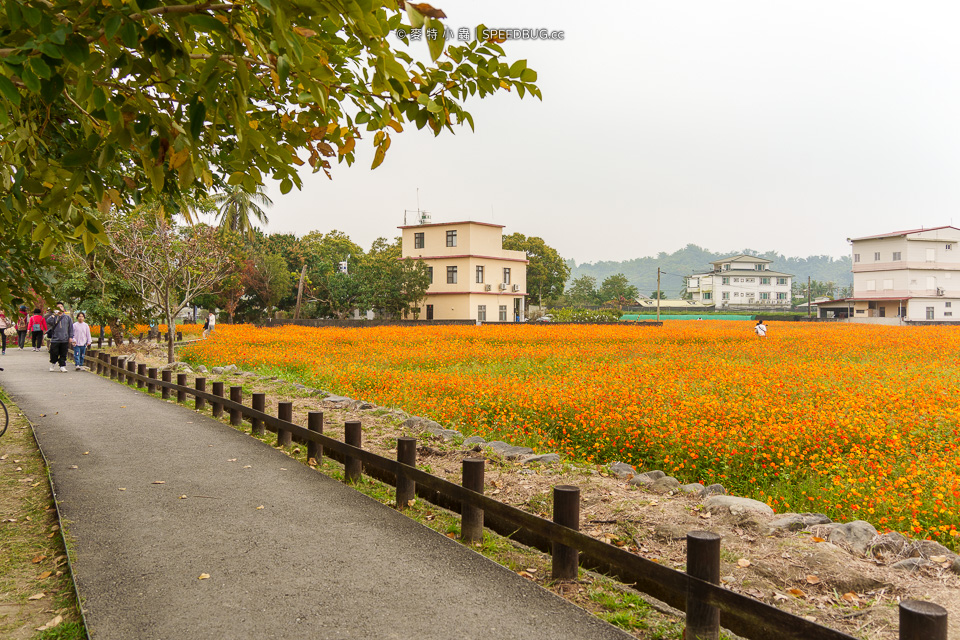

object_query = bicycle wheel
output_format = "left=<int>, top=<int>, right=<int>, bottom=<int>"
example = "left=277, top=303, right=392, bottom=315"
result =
left=0, top=398, right=7, bottom=439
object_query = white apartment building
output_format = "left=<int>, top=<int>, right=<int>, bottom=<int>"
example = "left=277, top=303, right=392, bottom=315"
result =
left=686, top=255, right=793, bottom=309
left=817, top=226, right=960, bottom=322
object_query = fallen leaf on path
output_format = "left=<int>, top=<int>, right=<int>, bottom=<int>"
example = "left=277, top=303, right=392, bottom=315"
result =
left=68, top=465, right=78, bottom=469
left=445, top=533, right=456, bottom=538
left=743, top=588, right=764, bottom=598
left=27, top=593, right=45, bottom=600
left=787, top=588, right=806, bottom=597
left=773, top=592, right=789, bottom=602
left=243, top=465, right=252, bottom=469
left=31, top=555, right=46, bottom=564
left=179, top=495, right=187, bottom=499
left=83, top=452, right=89, bottom=455
left=805, top=575, right=821, bottom=585
left=810, top=536, right=825, bottom=543
left=930, top=555, right=947, bottom=563
left=256, top=505, right=264, bottom=510
left=699, top=511, right=711, bottom=519
left=37, top=571, right=51, bottom=579
left=151, top=481, right=165, bottom=484
left=35, top=615, right=62, bottom=631
left=737, top=558, right=751, bottom=568
left=50, top=525, right=59, bottom=532
left=120, top=406, right=126, bottom=408
left=118, top=488, right=126, bottom=491
left=198, top=573, right=210, bottom=580
left=841, top=592, right=860, bottom=603
left=228, top=458, right=237, bottom=462
left=0, top=454, right=7, bottom=460
left=517, top=570, right=533, bottom=578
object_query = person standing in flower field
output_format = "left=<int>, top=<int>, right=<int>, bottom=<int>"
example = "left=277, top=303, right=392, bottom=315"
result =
left=754, top=320, right=767, bottom=338
left=203, top=311, right=216, bottom=338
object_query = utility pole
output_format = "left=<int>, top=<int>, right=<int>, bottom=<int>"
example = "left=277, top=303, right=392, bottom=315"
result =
left=807, top=276, right=811, bottom=318
left=657, top=267, right=661, bottom=323
left=294, top=264, right=307, bottom=319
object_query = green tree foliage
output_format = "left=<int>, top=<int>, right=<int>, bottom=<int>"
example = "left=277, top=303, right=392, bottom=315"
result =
left=565, top=275, right=599, bottom=307
left=598, top=273, right=638, bottom=310
left=502, top=232, right=569, bottom=305
left=212, top=185, right=272, bottom=238
left=244, top=250, right=292, bottom=312
left=359, top=237, right=430, bottom=319
left=0, top=1, right=540, bottom=304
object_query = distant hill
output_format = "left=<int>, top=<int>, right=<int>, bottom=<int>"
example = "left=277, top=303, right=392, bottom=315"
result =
left=567, top=244, right=852, bottom=297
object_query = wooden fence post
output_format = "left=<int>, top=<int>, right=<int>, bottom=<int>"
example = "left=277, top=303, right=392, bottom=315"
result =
left=307, top=411, right=323, bottom=463
left=195, top=378, right=206, bottom=411
left=396, top=437, right=417, bottom=509
left=552, top=485, right=580, bottom=580
left=112, top=357, right=121, bottom=381
left=900, top=600, right=947, bottom=640
left=686, top=531, right=721, bottom=640
left=97, top=352, right=105, bottom=375
left=147, top=368, right=157, bottom=394
left=277, top=402, right=293, bottom=447
left=461, top=457, right=485, bottom=543
left=161, top=370, right=171, bottom=399
left=251, top=393, right=265, bottom=436
left=177, top=330, right=182, bottom=341
left=344, top=420, right=362, bottom=484
left=107, top=336, right=112, bottom=347
left=126, top=360, right=136, bottom=386
left=229, top=387, right=242, bottom=426
left=137, top=363, right=146, bottom=388
left=176, top=373, right=187, bottom=403
left=211, top=381, right=224, bottom=418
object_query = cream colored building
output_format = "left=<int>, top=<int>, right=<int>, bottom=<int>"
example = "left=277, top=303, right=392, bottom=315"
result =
left=817, top=226, right=960, bottom=322
left=399, top=220, right=528, bottom=321
left=686, top=255, right=793, bottom=309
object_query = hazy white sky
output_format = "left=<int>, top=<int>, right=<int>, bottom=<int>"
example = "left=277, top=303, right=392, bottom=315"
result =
left=260, top=1, right=960, bottom=264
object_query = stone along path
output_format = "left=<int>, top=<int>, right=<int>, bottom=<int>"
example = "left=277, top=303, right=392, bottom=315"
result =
left=1, top=348, right=632, bottom=639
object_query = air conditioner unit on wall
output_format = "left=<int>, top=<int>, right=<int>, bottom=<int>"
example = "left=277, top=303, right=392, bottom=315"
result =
left=499, top=283, right=507, bottom=290
left=937, top=287, right=945, bottom=296
left=484, top=284, right=491, bottom=291
left=511, top=284, right=520, bottom=292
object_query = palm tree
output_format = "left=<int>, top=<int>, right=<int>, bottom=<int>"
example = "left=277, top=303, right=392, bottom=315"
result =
left=211, top=186, right=273, bottom=237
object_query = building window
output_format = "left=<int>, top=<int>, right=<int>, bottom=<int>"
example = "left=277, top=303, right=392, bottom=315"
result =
left=776, top=278, right=787, bottom=285
left=946, top=312, right=954, bottom=317
left=892, top=251, right=901, bottom=261
left=427, top=266, right=433, bottom=283
left=446, top=230, right=457, bottom=247
left=414, top=232, right=424, bottom=249
left=947, top=302, right=953, bottom=308
left=948, top=244, right=953, bottom=250
left=777, top=292, right=788, bottom=300
left=854, top=254, right=860, bottom=263
left=722, top=292, right=730, bottom=300
left=446, top=266, right=457, bottom=284
left=927, top=307, right=935, bottom=320
left=721, top=277, right=729, bottom=285
left=760, top=277, right=770, bottom=285
left=499, top=305, right=507, bottom=321
left=760, top=292, right=770, bottom=300
left=874, top=252, right=880, bottom=261
left=477, top=305, right=486, bottom=322
left=476, top=265, right=484, bottom=283
left=503, top=268, right=511, bottom=284
left=703, top=292, right=712, bottom=300
left=722, top=264, right=730, bottom=271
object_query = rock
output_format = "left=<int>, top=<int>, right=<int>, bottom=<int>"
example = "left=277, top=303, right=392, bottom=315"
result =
left=323, top=394, right=353, bottom=404
left=240, top=371, right=257, bottom=377
left=890, top=558, right=934, bottom=573
left=196, top=365, right=208, bottom=373
left=608, top=462, right=636, bottom=479
left=704, top=496, right=774, bottom=516
left=768, top=513, right=832, bottom=533
left=294, top=383, right=307, bottom=390
left=357, top=402, right=375, bottom=411
left=628, top=474, right=654, bottom=487
left=679, top=483, right=705, bottom=494
left=700, top=484, right=726, bottom=497
left=483, top=441, right=534, bottom=460
left=653, top=523, right=687, bottom=542
left=826, top=521, right=879, bottom=556
left=640, top=470, right=666, bottom=481
left=426, top=425, right=462, bottom=442
left=649, top=476, right=681, bottom=493
left=912, top=539, right=957, bottom=560
left=463, top=436, right=487, bottom=446
left=160, top=361, right=181, bottom=371
left=211, top=366, right=224, bottom=374
left=522, top=453, right=560, bottom=465
left=871, top=531, right=909, bottom=557
left=181, top=366, right=193, bottom=374
left=224, top=364, right=237, bottom=373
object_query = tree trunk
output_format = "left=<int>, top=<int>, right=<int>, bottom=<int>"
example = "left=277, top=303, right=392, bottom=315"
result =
left=166, top=312, right=175, bottom=363
left=109, top=318, right=125, bottom=344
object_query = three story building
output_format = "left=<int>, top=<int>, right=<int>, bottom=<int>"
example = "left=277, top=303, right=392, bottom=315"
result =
left=686, top=255, right=793, bottom=309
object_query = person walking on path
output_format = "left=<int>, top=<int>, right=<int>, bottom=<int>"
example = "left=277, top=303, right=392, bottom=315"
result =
left=47, top=308, right=74, bottom=372
left=28, top=308, right=47, bottom=351
left=71, top=312, right=92, bottom=370
left=754, top=320, right=768, bottom=338
left=16, top=305, right=28, bottom=350
left=203, top=311, right=215, bottom=338
left=0, top=309, right=10, bottom=355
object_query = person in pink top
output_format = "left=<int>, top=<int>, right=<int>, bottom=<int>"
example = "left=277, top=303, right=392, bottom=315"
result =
left=28, top=308, right=47, bottom=351
left=71, top=312, right=92, bottom=370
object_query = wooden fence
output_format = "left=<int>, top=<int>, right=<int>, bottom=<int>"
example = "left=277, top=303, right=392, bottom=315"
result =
left=80, top=347, right=950, bottom=640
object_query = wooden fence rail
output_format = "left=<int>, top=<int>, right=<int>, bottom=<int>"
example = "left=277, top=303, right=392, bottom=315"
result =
left=78, top=348, right=949, bottom=640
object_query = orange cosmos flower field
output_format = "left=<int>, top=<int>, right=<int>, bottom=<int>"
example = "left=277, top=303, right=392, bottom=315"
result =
left=182, top=321, right=960, bottom=546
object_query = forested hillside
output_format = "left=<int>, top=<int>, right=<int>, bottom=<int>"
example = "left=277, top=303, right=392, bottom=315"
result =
left=568, top=245, right=852, bottom=297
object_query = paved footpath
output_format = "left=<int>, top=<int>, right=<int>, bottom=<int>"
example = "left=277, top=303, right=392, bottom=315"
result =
left=1, top=348, right=631, bottom=640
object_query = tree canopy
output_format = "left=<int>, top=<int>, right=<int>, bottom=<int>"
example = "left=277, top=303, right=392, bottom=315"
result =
left=0, top=0, right=540, bottom=304
left=502, top=232, right=569, bottom=306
